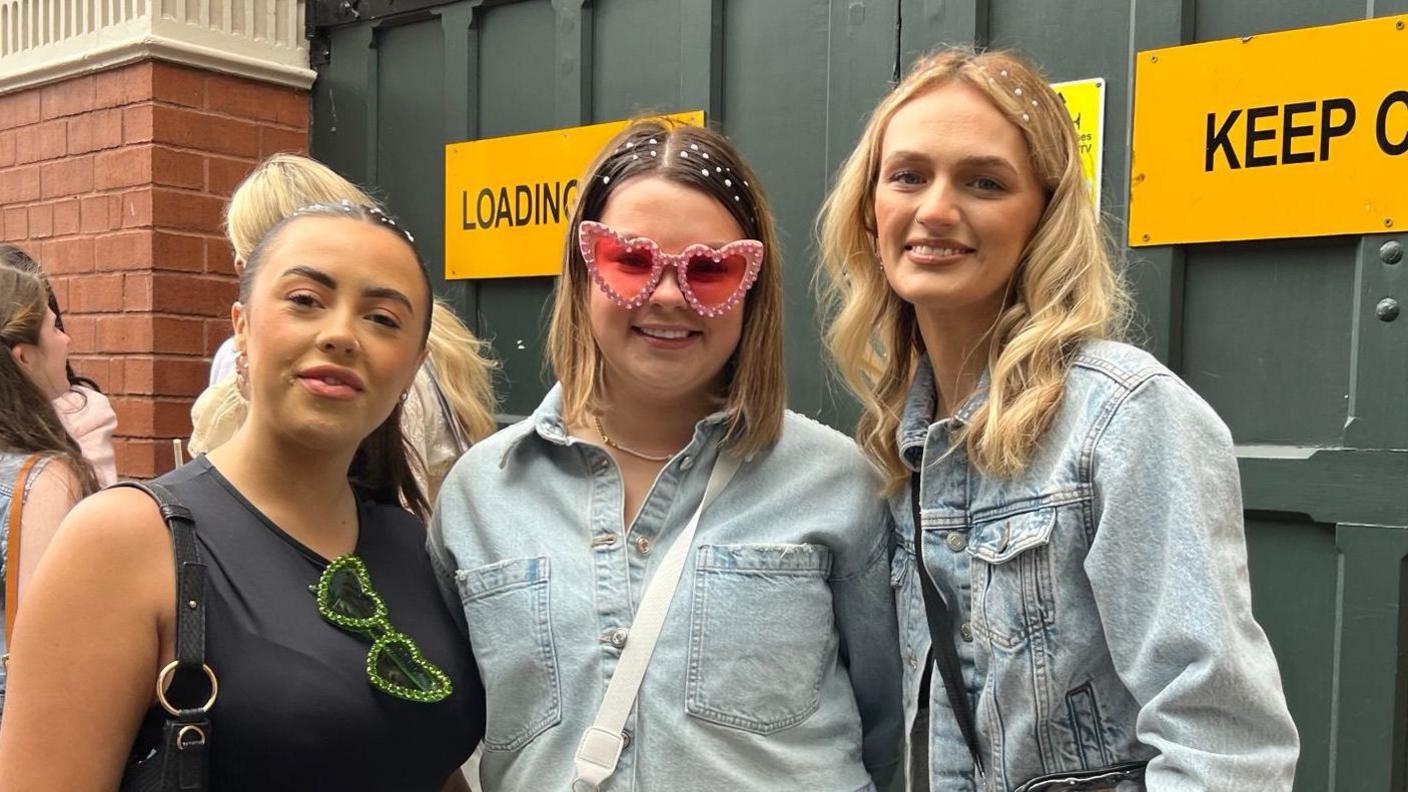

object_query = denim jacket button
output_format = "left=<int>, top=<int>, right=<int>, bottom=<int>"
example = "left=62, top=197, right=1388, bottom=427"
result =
left=680, top=455, right=694, bottom=470
left=610, top=628, right=629, bottom=649
left=634, top=536, right=652, bottom=555
left=960, top=621, right=973, bottom=642
left=946, top=532, right=968, bottom=552
left=621, top=729, right=633, bottom=750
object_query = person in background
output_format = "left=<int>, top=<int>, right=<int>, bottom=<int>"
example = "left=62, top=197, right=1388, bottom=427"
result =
left=431, top=119, right=903, bottom=791
left=818, top=46, right=1298, bottom=790
left=0, top=245, right=116, bottom=488
left=0, top=263, right=101, bottom=717
left=0, top=202, right=484, bottom=790
left=192, top=153, right=497, bottom=501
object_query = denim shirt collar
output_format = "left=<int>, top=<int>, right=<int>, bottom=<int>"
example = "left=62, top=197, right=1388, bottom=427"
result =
left=498, top=383, right=735, bottom=467
left=896, top=357, right=989, bottom=472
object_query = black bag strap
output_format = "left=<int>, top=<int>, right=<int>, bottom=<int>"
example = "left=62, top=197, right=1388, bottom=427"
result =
left=112, top=482, right=208, bottom=675
left=114, top=480, right=212, bottom=792
left=910, top=471, right=984, bottom=777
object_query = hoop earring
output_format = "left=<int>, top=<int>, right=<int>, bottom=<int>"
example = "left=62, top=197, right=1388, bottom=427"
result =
left=234, top=348, right=249, bottom=397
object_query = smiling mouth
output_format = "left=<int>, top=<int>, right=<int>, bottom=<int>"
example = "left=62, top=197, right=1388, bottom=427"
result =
left=906, top=243, right=974, bottom=256
left=636, top=327, right=699, bottom=340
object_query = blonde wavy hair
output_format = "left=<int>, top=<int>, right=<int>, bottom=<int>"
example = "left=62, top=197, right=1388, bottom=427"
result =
left=226, top=154, right=498, bottom=445
left=547, top=118, right=785, bottom=458
left=426, top=298, right=498, bottom=442
left=819, top=47, right=1130, bottom=490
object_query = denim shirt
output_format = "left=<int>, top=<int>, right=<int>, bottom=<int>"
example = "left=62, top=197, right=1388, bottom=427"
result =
left=429, top=385, right=904, bottom=792
left=894, top=340, right=1299, bottom=791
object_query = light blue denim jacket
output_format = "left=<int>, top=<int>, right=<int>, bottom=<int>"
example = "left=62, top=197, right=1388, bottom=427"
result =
left=429, top=385, right=904, bottom=792
left=894, top=340, right=1299, bottom=791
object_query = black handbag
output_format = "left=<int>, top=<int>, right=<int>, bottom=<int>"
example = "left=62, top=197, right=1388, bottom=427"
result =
left=909, top=473, right=1147, bottom=791
left=115, top=482, right=215, bottom=792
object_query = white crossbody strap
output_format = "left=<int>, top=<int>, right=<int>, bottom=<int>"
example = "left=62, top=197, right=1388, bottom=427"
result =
left=571, top=452, right=742, bottom=791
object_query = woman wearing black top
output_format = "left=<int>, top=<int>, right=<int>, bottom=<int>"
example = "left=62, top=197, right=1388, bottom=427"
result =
left=0, top=202, right=485, bottom=790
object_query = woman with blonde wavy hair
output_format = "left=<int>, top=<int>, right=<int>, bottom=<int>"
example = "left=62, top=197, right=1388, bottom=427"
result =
left=191, top=153, right=497, bottom=501
left=819, top=47, right=1298, bottom=790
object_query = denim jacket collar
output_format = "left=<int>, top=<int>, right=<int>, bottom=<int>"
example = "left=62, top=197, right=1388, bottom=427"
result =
left=896, top=357, right=990, bottom=472
left=498, top=383, right=735, bottom=468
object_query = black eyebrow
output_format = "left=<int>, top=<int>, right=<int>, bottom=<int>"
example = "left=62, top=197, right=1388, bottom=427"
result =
left=281, top=265, right=336, bottom=289
left=362, top=286, right=415, bottom=313
left=280, top=265, right=416, bottom=314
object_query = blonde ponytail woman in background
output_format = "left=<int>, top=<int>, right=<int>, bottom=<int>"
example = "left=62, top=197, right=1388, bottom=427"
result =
left=819, top=47, right=1299, bottom=790
left=192, top=154, right=497, bottom=500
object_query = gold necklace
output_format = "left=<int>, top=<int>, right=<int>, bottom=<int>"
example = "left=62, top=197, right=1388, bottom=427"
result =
left=592, top=414, right=677, bottom=462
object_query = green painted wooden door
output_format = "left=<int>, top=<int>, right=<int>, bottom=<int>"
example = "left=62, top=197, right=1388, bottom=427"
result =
left=310, top=1, right=1408, bottom=788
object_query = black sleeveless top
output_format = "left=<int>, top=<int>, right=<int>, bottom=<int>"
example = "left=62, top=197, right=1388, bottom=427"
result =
left=141, top=457, right=484, bottom=791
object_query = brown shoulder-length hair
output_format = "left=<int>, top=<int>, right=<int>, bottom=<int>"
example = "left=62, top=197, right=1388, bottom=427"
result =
left=239, top=202, right=434, bottom=520
left=819, top=47, right=1131, bottom=491
left=0, top=262, right=100, bottom=497
left=547, top=118, right=785, bottom=457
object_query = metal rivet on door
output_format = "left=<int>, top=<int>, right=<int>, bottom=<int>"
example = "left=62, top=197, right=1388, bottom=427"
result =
left=1379, top=240, right=1402, bottom=265
left=1376, top=298, right=1399, bottom=322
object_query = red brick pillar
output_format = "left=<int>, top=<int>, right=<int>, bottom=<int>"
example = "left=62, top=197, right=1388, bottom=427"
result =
left=0, top=61, right=308, bottom=479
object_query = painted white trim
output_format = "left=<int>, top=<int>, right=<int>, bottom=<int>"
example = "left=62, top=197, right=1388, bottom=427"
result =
left=0, top=0, right=312, bottom=94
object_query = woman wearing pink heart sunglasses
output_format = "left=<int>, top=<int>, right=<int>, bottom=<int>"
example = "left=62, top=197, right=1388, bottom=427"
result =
left=429, top=119, right=904, bottom=791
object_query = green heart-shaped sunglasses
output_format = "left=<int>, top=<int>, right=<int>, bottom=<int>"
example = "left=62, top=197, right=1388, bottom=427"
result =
left=310, top=554, right=453, bottom=704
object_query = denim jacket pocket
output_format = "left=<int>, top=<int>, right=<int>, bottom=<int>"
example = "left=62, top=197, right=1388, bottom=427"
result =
left=455, top=556, right=561, bottom=751
left=686, top=543, right=835, bottom=734
left=968, top=507, right=1058, bottom=649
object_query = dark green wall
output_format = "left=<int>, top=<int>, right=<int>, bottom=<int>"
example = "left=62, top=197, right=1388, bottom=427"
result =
left=310, top=2, right=1408, bottom=789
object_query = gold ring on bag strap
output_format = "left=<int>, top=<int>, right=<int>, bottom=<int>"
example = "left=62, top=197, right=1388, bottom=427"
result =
left=155, top=660, right=218, bottom=716
left=176, top=724, right=208, bottom=751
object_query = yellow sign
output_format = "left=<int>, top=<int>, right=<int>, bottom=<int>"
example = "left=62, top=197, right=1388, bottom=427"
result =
left=1130, top=15, right=1408, bottom=246
left=1051, top=78, right=1106, bottom=214
left=444, top=112, right=706, bottom=279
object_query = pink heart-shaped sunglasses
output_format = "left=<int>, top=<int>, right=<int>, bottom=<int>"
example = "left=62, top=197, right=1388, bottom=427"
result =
left=578, top=221, right=764, bottom=318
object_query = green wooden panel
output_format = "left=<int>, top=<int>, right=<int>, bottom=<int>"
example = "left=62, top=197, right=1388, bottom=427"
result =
left=723, top=0, right=891, bottom=423
left=1194, top=0, right=1365, bottom=40
left=477, top=1, right=557, bottom=137
left=375, top=21, right=449, bottom=295
left=1181, top=240, right=1355, bottom=446
left=590, top=0, right=686, bottom=121
left=311, top=25, right=376, bottom=185
left=1345, top=234, right=1408, bottom=450
left=472, top=0, right=563, bottom=417
left=1330, top=524, right=1408, bottom=792
left=1245, top=514, right=1337, bottom=792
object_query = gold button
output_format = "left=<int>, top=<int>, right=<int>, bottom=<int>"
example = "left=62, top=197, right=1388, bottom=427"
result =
left=960, top=622, right=973, bottom=642
left=634, top=536, right=652, bottom=555
left=946, top=532, right=968, bottom=552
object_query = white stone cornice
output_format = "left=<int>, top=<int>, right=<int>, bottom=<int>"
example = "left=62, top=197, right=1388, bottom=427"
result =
left=0, top=0, right=315, bottom=94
